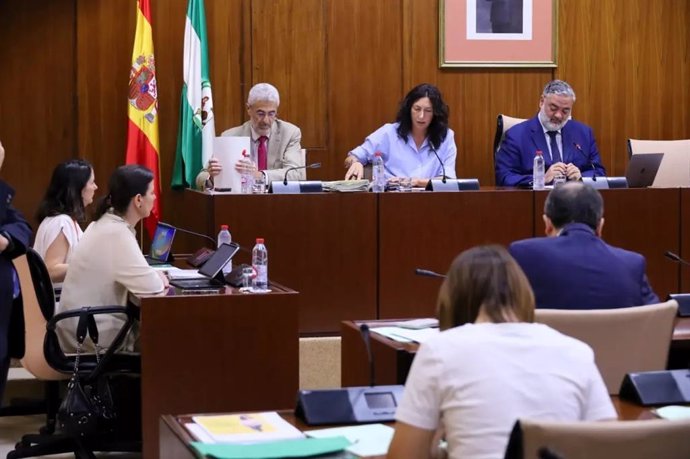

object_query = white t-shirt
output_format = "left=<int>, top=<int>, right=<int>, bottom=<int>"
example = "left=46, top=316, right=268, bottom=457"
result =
left=395, top=322, right=616, bottom=459
left=33, top=214, right=83, bottom=287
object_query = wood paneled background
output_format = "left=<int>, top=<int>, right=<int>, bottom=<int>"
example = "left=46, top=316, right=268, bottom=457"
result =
left=1, top=0, right=689, bottom=227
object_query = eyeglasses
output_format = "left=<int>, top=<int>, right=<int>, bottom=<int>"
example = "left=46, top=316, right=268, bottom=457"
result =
left=255, top=110, right=277, bottom=120
left=412, top=106, right=433, bottom=115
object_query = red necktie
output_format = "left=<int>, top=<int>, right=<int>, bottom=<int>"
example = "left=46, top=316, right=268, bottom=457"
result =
left=258, top=136, right=268, bottom=171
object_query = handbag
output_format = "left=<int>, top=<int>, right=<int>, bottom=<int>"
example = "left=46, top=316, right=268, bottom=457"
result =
left=57, top=309, right=117, bottom=436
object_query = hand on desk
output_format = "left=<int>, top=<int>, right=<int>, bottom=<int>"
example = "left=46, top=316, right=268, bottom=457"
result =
left=158, top=271, right=170, bottom=290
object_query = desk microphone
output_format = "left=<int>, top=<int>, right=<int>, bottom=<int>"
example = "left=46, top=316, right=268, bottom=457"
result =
left=283, top=162, right=322, bottom=185
left=359, top=324, right=376, bottom=387
left=430, top=146, right=447, bottom=183
left=573, top=142, right=601, bottom=180
left=160, top=221, right=217, bottom=248
left=664, top=251, right=690, bottom=267
left=415, top=268, right=447, bottom=279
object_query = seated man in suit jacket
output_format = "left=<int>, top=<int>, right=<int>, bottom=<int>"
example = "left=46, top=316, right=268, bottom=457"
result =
left=495, top=80, right=606, bottom=187
left=509, top=182, right=658, bottom=309
left=196, top=82, right=304, bottom=190
left=0, top=140, right=32, bottom=401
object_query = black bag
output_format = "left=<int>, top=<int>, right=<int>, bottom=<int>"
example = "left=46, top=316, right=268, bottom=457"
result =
left=57, top=309, right=117, bottom=436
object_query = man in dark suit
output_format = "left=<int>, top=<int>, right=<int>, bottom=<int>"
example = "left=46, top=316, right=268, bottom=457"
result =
left=509, top=182, right=658, bottom=309
left=0, top=140, right=32, bottom=400
left=495, top=80, right=606, bottom=187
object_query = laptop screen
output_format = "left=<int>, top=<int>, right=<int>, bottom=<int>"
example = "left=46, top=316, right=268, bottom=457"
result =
left=625, top=153, right=664, bottom=188
left=149, top=223, right=176, bottom=262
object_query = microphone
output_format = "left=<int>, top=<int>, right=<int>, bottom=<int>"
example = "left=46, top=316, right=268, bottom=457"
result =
left=664, top=251, right=690, bottom=267
left=430, top=146, right=447, bottom=183
left=283, top=162, right=322, bottom=185
left=415, top=268, right=447, bottom=279
left=160, top=222, right=216, bottom=248
left=573, top=142, right=600, bottom=180
left=359, top=324, right=376, bottom=387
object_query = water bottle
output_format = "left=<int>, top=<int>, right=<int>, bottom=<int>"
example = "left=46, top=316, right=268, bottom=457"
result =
left=240, top=151, right=254, bottom=194
left=252, top=238, right=269, bottom=291
left=372, top=151, right=385, bottom=193
left=217, top=225, right=233, bottom=275
left=533, top=150, right=545, bottom=190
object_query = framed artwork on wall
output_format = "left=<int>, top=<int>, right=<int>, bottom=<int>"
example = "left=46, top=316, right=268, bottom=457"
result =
left=440, top=0, right=558, bottom=68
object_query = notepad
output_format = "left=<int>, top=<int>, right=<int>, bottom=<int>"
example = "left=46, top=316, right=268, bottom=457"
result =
left=192, top=412, right=304, bottom=444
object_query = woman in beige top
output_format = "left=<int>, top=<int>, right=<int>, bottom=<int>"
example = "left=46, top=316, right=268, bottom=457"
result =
left=58, top=164, right=168, bottom=352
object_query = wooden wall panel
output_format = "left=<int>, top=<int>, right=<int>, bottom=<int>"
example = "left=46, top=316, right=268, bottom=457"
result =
left=327, top=0, right=404, bottom=180
left=2, top=0, right=690, bottom=226
left=251, top=0, right=327, bottom=151
left=0, top=0, right=76, bottom=222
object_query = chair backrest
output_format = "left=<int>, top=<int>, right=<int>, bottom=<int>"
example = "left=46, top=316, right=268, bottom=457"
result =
left=534, top=300, right=678, bottom=394
left=627, top=138, right=690, bottom=187
left=494, top=114, right=527, bottom=159
left=13, top=249, right=66, bottom=380
left=504, top=418, right=690, bottom=459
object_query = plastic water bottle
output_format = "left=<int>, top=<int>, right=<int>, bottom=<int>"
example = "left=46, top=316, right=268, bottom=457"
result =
left=372, top=151, right=385, bottom=193
left=533, top=150, right=545, bottom=190
left=240, top=151, right=254, bottom=194
left=252, top=238, right=269, bottom=291
left=217, top=225, right=232, bottom=275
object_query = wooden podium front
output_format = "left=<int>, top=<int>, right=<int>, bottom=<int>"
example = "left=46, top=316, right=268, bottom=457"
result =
left=135, top=284, right=299, bottom=459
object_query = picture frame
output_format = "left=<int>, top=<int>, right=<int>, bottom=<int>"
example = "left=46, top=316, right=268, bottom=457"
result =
left=439, top=0, right=558, bottom=68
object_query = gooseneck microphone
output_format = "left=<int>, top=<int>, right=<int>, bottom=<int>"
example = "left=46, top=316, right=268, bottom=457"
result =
left=283, top=162, right=322, bottom=185
left=359, top=324, right=376, bottom=387
left=573, top=142, right=600, bottom=180
left=160, top=222, right=217, bottom=248
left=430, top=146, right=447, bottom=183
left=664, top=251, right=690, bottom=267
left=415, top=268, right=447, bottom=279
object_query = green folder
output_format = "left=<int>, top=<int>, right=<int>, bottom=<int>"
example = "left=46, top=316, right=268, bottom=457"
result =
left=191, top=436, right=351, bottom=459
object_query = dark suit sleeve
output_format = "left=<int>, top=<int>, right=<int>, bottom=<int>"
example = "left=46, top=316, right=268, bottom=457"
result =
left=495, top=128, right=532, bottom=187
left=0, top=181, right=32, bottom=259
left=636, top=256, right=659, bottom=305
left=580, top=125, right=607, bottom=178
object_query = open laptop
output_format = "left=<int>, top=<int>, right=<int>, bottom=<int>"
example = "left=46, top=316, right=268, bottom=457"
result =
left=625, top=153, right=664, bottom=188
left=145, top=222, right=176, bottom=265
left=169, top=242, right=240, bottom=290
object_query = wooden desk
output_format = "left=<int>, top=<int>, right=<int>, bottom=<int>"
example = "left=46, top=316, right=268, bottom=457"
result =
left=135, top=284, right=299, bottom=459
left=378, top=189, right=534, bottom=319
left=159, top=398, right=656, bottom=459
left=176, top=190, right=377, bottom=334
left=341, top=318, right=690, bottom=387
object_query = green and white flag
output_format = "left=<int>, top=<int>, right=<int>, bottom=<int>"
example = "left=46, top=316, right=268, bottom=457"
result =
left=171, top=0, right=215, bottom=188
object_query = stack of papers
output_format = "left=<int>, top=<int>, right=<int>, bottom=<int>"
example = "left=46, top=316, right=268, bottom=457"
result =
left=307, top=423, right=394, bottom=457
left=370, top=326, right=440, bottom=343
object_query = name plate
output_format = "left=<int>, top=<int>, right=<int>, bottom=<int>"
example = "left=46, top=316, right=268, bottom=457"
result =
left=425, top=178, right=480, bottom=192
left=270, top=181, right=323, bottom=194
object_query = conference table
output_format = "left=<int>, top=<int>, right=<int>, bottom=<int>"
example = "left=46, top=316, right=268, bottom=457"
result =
left=341, top=318, right=690, bottom=387
left=158, top=399, right=659, bottom=459
left=175, top=187, right=689, bottom=334
left=133, top=283, right=299, bottom=459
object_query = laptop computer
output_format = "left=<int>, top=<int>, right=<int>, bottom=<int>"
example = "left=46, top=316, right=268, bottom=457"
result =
left=169, top=242, right=240, bottom=290
left=625, top=153, right=664, bottom=188
left=144, top=223, right=175, bottom=266
left=145, top=222, right=176, bottom=265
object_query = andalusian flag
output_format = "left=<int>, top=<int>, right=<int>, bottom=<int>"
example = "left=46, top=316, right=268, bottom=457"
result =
left=171, top=0, right=215, bottom=188
left=126, top=0, right=161, bottom=237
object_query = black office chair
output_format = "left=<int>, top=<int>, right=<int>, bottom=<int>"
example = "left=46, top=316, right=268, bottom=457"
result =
left=7, top=248, right=142, bottom=459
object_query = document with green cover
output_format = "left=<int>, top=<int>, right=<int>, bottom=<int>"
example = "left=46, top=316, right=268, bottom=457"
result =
left=190, top=436, right=351, bottom=458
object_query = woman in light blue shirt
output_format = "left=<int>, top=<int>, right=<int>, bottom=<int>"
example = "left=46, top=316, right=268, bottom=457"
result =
left=344, top=83, right=457, bottom=188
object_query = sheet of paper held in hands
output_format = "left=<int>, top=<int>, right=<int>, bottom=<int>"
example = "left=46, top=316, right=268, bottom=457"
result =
left=307, top=423, right=394, bottom=457
left=213, top=136, right=250, bottom=193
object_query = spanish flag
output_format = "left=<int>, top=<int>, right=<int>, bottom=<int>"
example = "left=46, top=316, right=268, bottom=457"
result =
left=126, top=0, right=161, bottom=237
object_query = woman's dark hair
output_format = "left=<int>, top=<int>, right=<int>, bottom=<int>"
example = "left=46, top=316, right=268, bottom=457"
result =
left=95, top=164, right=154, bottom=220
left=395, top=83, right=450, bottom=151
left=437, top=245, right=535, bottom=330
left=36, top=159, right=93, bottom=224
